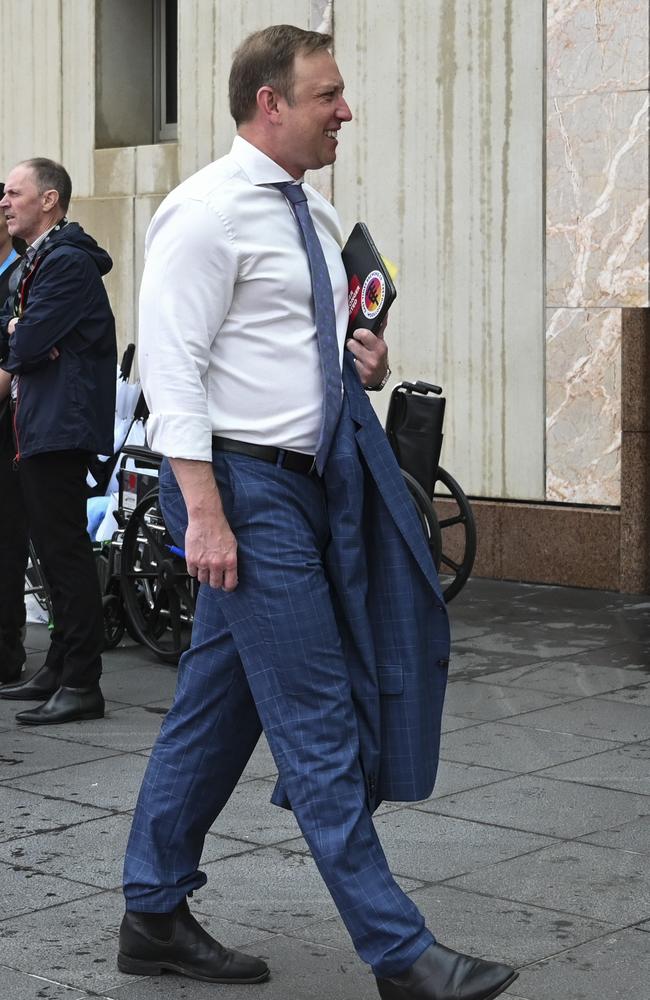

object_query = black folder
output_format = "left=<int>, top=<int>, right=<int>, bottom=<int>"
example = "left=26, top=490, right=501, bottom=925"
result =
left=341, top=222, right=397, bottom=333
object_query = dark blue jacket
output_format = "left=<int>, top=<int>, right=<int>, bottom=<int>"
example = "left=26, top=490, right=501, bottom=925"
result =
left=0, top=222, right=116, bottom=459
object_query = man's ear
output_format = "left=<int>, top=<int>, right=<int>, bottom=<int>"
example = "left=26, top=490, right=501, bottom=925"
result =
left=256, top=85, right=282, bottom=124
left=41, top=188, right=60, bottom=213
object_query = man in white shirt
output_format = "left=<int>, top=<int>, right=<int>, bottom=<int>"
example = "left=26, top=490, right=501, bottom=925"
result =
left=119, top=24, right=517, bottom=1000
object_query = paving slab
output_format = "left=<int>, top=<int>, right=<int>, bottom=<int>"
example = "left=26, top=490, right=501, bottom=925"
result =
left=457, top=625, right=606, bottom=660
left=442, top=680, right=569, bottom=722
left=0, top=811, right=257, bottom=891
left=426, top=773, right=650, bottom=838
left=33, top=704, right=169, bottom=754
left=207, top=777, right=302, bottom=847
left=0, top=889, right=140, bottom=995
left=537, top=739, right=650, bottom=795
left=239, top=735, right=278, bottom=782
left=516, top=925, right=650, bottom=1000
left=0, top=728, right=119, bottom=783
left=439, top=720, right=619, bottom=773
left=192, top=847, right=341, bottom=935
left=98, top=663, right=179, bottom=707
left=0, top=965, right=91, bottom=1000
left=603, top=680, right=650, bottom=706
left=0, top=860, right=101, bottom=920
left=472, top=643, right=650, bottom=696
left=4, top=753, right=150, bottom=811
left=0, top=784, right=110, bottom=844
left=504, top=695, right=650, bottom=742
left=429, top=759, right=516, bottom=798
left=579, top=814, right=650, bottom=854
left=371, top=809, right=555, bottom=882
left=445, top=840, right=650, bottom=924
left=293, top=881, right=613, bottom=969
left=446, top=646, right=543, bottom=682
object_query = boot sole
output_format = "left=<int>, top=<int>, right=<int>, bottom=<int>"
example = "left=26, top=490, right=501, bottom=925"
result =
left=16, top=710, right=105, bottom=726
left=485, top=971, right=519, bottom=999
left=117, top=953, right=270, bottom=983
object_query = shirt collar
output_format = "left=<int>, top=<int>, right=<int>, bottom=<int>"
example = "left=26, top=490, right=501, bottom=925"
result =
left=26, top=219, right=66, bottom=260
left=230, top=135, right=300, bottom=187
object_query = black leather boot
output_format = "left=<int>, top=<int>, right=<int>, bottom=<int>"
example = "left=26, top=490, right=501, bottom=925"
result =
left=376, top=943, right=517, bottom=1000
left=15, top=684, right=105, bottom=725
left=118, top=898, right=270, bottom=983
left=0, top=661, right=60, bottom=700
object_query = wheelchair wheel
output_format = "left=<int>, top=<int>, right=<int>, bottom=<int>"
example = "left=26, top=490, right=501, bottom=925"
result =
left=102, top=593, right=125, bottom=650
left=433, top=466, right=477, bottom=602
left=24, top=540, right=54, bottom=626
left=401, top=470, right=442, bottom=571
left=120, top=488, right=196, bottom=664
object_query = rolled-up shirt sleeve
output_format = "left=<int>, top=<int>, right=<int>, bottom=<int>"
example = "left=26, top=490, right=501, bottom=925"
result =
left=138, top=197, right=238, bottom=461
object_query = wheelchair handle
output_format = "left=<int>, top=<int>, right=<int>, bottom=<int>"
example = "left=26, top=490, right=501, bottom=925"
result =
left=396, top=380, right=443, bottom=396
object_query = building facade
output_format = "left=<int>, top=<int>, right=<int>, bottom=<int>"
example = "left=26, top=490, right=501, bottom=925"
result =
left=1, top=0, right=648, bottom=590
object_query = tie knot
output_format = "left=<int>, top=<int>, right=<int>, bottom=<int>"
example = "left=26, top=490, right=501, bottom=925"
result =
left=275, top=181, right=307, bottom=206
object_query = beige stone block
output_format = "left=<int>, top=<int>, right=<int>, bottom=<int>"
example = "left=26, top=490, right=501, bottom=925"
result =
left=547, top=90, right=650, bottom=308
left=546, top=307, right=621, bottom=505
left=178, top=0, right=312, bottom=179
left=61, top=0, right=95, bottom=198
left=547, top=0, right=650, bottom=98
left=70, top=197, right=135, bottom=356
left=94, top=148, right=136, bottom=197
left=335, top=0, right=545, bottom=502
left=133, top=195, right=166, bottom=364
left=135, top=144, right=179, bottom=196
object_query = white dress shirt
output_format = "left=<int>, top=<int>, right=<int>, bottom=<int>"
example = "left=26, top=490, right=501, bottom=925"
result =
left=138, top=136, right=349, bottom=461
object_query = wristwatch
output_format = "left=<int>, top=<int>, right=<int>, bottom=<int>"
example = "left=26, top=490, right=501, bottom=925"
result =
left=366, top=366, right=391, bottom=391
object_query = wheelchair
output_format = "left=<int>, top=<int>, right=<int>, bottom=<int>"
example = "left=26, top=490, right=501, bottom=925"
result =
left=102, top=377, right=476, bottom=665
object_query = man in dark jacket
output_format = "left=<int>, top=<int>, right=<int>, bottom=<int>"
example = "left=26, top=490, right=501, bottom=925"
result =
left=0, top=158, right=117, bottom=725
left=0, top=183, right=28, bottom=683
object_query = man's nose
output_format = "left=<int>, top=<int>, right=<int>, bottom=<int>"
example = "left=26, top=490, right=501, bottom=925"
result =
left=337, top=98, right=353, bottom=122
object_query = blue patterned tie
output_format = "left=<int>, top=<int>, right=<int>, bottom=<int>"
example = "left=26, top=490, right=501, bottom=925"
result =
left=274, top=182, right=342, bottom=474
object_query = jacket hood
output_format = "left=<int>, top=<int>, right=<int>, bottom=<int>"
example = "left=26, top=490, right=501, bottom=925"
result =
left=45, top=221, right=113, bottom=276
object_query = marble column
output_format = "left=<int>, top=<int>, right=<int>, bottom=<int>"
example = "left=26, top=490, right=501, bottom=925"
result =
left=545, top=0, right=650, bottom=589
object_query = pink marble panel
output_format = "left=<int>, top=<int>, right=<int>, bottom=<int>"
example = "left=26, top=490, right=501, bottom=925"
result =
left=547, top=90, right=649, bottom=308
left=546, top=307, right=621, bottom=505
left=548, top=0, right=649, bottom=97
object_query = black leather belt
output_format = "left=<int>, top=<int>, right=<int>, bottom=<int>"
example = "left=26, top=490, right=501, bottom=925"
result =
left=212, top=436, right=316, bottom=475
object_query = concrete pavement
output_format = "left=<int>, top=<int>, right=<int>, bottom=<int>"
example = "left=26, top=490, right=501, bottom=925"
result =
left=0, top=577, right=649, bottom=999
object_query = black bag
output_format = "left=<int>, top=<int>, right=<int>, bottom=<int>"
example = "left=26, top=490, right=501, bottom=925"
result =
left=385, top=381, right=446, bottom=497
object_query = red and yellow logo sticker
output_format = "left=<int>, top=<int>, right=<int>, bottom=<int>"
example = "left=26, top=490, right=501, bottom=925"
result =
left=361, top=270, right=385, bottom=321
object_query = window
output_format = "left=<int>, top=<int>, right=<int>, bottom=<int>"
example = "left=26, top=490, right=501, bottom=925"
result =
left=95, top=0, right=177, bottom=149
left=154, top=0, right=178, bottom=142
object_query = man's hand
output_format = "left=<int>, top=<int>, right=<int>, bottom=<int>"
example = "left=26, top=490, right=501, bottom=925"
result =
left=346, top=318, right=389, bottom=388
left=169, top=457, right=238, bottom=591
left=184, top=511, right=238, bottom=591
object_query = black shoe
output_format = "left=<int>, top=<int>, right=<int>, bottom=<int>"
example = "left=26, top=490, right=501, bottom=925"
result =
left=0, top=638, right=26, bottom=684
left=0, top=662, right=60, bottom=701
left=16, top=684, right=105, bottom=726
left=376, top=943, right=518, bottom=1000
left=118, top=898, right=270, bottom=983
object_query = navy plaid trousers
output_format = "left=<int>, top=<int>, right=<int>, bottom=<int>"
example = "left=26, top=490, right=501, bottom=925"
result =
left=123, top=392, right=446, bottom=977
